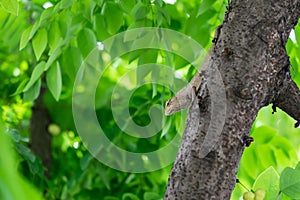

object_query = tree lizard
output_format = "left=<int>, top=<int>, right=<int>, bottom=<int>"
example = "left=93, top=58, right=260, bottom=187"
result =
left=165, top=50, right=211, bottom=115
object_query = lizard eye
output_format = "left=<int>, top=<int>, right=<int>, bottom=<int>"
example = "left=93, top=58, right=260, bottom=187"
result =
left=166, top=100, right=170, bottom=106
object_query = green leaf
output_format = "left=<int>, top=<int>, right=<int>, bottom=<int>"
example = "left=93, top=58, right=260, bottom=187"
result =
left=77, top=28, right=97, bottom=58
left=251, top=125, right=277, bottom=144
left=29, top=19, right=40, bottom=41
left=120, top=0, right=135, bottom=13
left=23, top=62, right=46, bottom=92
left=122, top=193, right=139, bottom=200
left=103, top=2, right=123, bottom=34
left=152, top=82, right=157, bottom=98
left=137, top=66, right=151, bottom=85
left=278, top=193, right=294, bottom=200
left=0, top=0, right=19, bottom=15
left=173, top=54, right=189, bottom=69
left=6, top=129, right=21, bottom=142
left=39, top=7, right=54, bottom=26
left=239, top=145, right=260, bottom=181
left=295, top=161, right=300, bottom=171
left=294, top=24, right=300, bottom=45
left=79, top=153, right=93, bottom=170
left=48, top=21, right=62, bottom=54
left=32, top=28, right=47, bottom=61
left=19, top=26, right=32, bottom=50
left=124, top=29, right=141, bottom=42
left=253, top=166, right=280, bottom=200
left=57, top=9, right=71, bottom=39
left=144, top=192, right=161, bottom=200
left=254, top=145, right=277, bottom=169
left=60, top=46, right=82, bottom=81
left=94, top=14, right=110, bottom=40
left=81, top=0, right=96, bottom=22
left=96, top=165, right=111, bottom=190
left=197, top=0, right=214, bottom=17
left=185, top=16, right=211, bottom=46
left=270, top=136, right=295, bottom=159
left=132, top=2, right=148, bottom=20
left=46, top=61, right=62, bottom=101
left=23, top=78, right=41, bottom=102
left=151, top=68, right=160, bottom=98
left=138, top=49, right=158, bottom=65
left=158, top=7, right=171, bottom=25
left=45, top=46, right=62, bottom=70
left=280, top=167, right=300, bottom=199
left=10, top=78, right=29, bottom=96
left=161, top=117, right=171, bottom=138
left=134, top=18, right=152, bottom=28
left=15, top=143, right=35, bottom=162
left=131, top=32, right=158, bottom=50
left=93, top=0, right=103, bottom=6
left=0, top=9, right=9, bottom=28
left=155, top=0, right=163, bottom=7
left=61, top=0, right=75, bottom=9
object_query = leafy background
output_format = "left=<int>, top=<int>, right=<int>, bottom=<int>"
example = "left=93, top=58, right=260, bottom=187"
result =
left=0, top=0, right=300, bottom=199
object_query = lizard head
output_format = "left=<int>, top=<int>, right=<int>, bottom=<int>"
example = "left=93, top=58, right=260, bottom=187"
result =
left=165, top=97, right=180, bottom=116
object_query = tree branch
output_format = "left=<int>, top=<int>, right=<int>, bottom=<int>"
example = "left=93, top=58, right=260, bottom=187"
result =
left=164, top=0, right=300, bottom=199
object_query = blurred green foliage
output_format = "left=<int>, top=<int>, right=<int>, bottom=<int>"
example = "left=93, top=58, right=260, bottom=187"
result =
left=0, top=0, right=300, bottom=200
left=0, top=105, right=43, bottom=200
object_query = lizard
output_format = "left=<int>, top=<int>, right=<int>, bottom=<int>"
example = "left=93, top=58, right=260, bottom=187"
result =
left=165, top=50, right=212, bottom=115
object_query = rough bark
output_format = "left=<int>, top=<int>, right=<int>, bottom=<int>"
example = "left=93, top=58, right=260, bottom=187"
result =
left=30, top=86, right=52, bottom=178
left=165, top=0, right=300, bottom=199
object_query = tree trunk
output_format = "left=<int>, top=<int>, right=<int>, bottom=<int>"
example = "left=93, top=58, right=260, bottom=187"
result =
left=30, top=86, right=52, bottom=178
left=164, top=0, right=300, bottom=199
